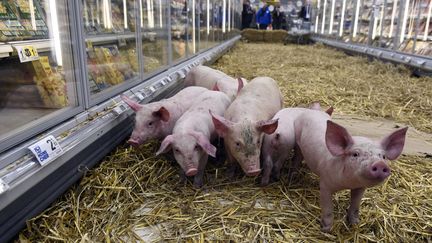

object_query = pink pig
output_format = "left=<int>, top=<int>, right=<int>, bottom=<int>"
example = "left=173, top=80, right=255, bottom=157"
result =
left=121, top=86, right=207, bottom=146
left=211, top=77, right=283, bottom=177
left=260, top=102, right=334, bottom=186
left=156, top=90, right=231, bottom=188
left=185, top=65, right=247, bottom=101
left=294, top=110, right=408, bottom=232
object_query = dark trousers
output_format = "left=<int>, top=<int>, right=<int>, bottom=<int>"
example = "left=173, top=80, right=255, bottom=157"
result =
left=258, top=24, right=268, bottom=30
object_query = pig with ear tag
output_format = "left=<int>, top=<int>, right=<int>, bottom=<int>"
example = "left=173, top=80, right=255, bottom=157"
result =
left=185, top=65, right=247, bottom=101
left=260, top=102, right=334, bottom=186
left=211, top=77, right=283, bottom=177
left=294, top=110, right=408, bottom=232
left=121, top=86, right=207, bottom=146
left=156, top=90, right=231, bottom=188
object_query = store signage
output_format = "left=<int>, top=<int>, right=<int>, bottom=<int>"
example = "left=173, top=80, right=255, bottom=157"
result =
left=0, top=179, right=9, bottom=194
left=28, top=135, right=63, bottom=166
left=15, top=45, right=40, bottom=63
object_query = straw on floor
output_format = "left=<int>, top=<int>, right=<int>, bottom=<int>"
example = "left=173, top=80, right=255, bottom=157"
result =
left=18, top=42, right=432, bottom=242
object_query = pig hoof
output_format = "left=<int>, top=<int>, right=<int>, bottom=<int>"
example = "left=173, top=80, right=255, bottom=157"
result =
left=260, top=178, right=270, bottom=187
left=193, top=182, right=203, bottom=189
left=347, top=215, right=360, bottom=225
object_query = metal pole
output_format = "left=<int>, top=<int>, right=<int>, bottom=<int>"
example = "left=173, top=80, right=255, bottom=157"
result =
left=412, top=0, right=422, bottom=53
left=394, top=0, right=406, bottom=50
left=167, top=0, right=172, bottom=65
left=367, top=0, right=377, bottom=45
left=379, top=0, right=387, bottom=47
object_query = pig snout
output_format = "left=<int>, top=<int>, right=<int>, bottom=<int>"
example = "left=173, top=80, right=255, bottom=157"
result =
left=247, top=169, right=261, bottom=177
left=127, top=138, right=140, bottom=147
left=244, top=162, right=261, bottom=176
left=185, top=168, right=198, bottom=176
left=367, top=161, right=391, bottom=181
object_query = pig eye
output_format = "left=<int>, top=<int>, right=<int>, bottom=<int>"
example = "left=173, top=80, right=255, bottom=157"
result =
left=174, top=148, right=180, bottom=153
left=194, top=145, right=200, bottom=150
left=148, top=121, right=153, bottom=126
left=235, top=142, right=241, bottom=148
left=381, top=154, right=386, bottom=159
left=352, top=152, right=360, bottom=157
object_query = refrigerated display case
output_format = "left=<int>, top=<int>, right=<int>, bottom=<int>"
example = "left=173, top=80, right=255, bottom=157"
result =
left=171, top=0, right=187, bottom=61
left=0, top=0, right=81, bottom=153
left=83, top=0, right=140, bottom=97
left=141, top=0, right=169, bottom=74
left=0, top=1, right=242, bottom=241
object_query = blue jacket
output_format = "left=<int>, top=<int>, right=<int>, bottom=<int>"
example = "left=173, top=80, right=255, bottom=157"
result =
left=256, top=7, right=272, bottom=25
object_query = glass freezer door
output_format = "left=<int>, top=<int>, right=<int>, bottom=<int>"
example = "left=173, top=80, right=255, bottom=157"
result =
left=82, top=0, right=139, bottom=96
left=0, top=0, right=80, bottom=153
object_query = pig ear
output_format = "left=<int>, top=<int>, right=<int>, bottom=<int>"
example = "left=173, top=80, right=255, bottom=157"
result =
left=325, top=120, right=354, bottom=156
left=190, top=132, right=217, bottom=158
left=380, top=127, right=408, bottom=160
left=152, top=106, right=170, bottom=122
left=156, top=135, right=173, bottom=155
left=209, top=110, right=232, bottom=137
left=121, top=95, right=142, bottom=112
left=309, top=101, right=321, bottom=110
left=325, top=106, right=334, bottom=116
left=237, top=78, right=244, bottom=94
left=256, top=119, right=279, bottom=135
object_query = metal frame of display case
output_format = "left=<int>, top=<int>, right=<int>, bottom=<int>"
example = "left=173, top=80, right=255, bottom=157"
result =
left=0, top=0, right=241, bottom=153
left=0, top=0, right=242, bottom=241
left=313, top=0, right=432, bottom=70
left=0, top=1, right=87, bottom=154
left=0, top=33, right=240, bottom=243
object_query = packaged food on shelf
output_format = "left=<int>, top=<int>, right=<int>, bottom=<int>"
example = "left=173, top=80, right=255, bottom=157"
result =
left=31, top=56, right=68, bottom=108
left=10, top=0, right=48, bottom=39
left=0, top=1, right=29, bottom=41
left=143, top=55, right=160, bottom=73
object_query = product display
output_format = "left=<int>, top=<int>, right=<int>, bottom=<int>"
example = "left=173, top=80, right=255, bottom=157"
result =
left=0, top=0, right=48, bottom=41
left=87, top=44, right=139, bottom=94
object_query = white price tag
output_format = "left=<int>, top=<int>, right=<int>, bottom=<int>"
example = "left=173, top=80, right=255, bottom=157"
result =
left=135, top=92, right=145, bottom=100
left=161, top=80, right=167, bottom=85
left=28, top=135, right=63, bottom=166
left=0, top=179, right=9, bottom=194
left=149, top=86, right=156, bottom=92
left=15, top=45, right=40, bottom=63
left=113, top=104, right=126, bottom=115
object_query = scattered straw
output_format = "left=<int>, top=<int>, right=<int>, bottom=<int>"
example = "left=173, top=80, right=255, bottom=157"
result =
left=213, top=42, right=432, bottom=133
left=18, top=42, right=432, bottom=242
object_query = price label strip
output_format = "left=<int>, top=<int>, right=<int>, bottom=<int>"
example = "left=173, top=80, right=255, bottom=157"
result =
left=15, top=45, right=40, bottom=63
left=28, top=135, right=64, bottom=166
left=135, top=92, right=145, bottom=100
left=0, top=179, right=9, bottom=194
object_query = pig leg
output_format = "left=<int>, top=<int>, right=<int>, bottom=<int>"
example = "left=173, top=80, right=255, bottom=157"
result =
left=347, top=187, right=366, bottom=225
left=193, top=155, right=208, bottom=188
left=260, top=155, right=273, bottom=186
left=272, top=149, right=290, bottom=181
left=287, top=145, right=303, bottom=184
left=179, top=169, right=187, bottom=184
left=320, top=184, right=334, bottom=233
left=291, top=144, right=303, bottom=169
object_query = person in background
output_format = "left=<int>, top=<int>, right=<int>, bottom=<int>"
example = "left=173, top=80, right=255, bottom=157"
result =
left=241, top=0, right=255, bottom=30
left=299, top=0, right=312, bottom=21
left=272, top=6, right=286, bottom=30
left=256, top=1, right=272, bottom=30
